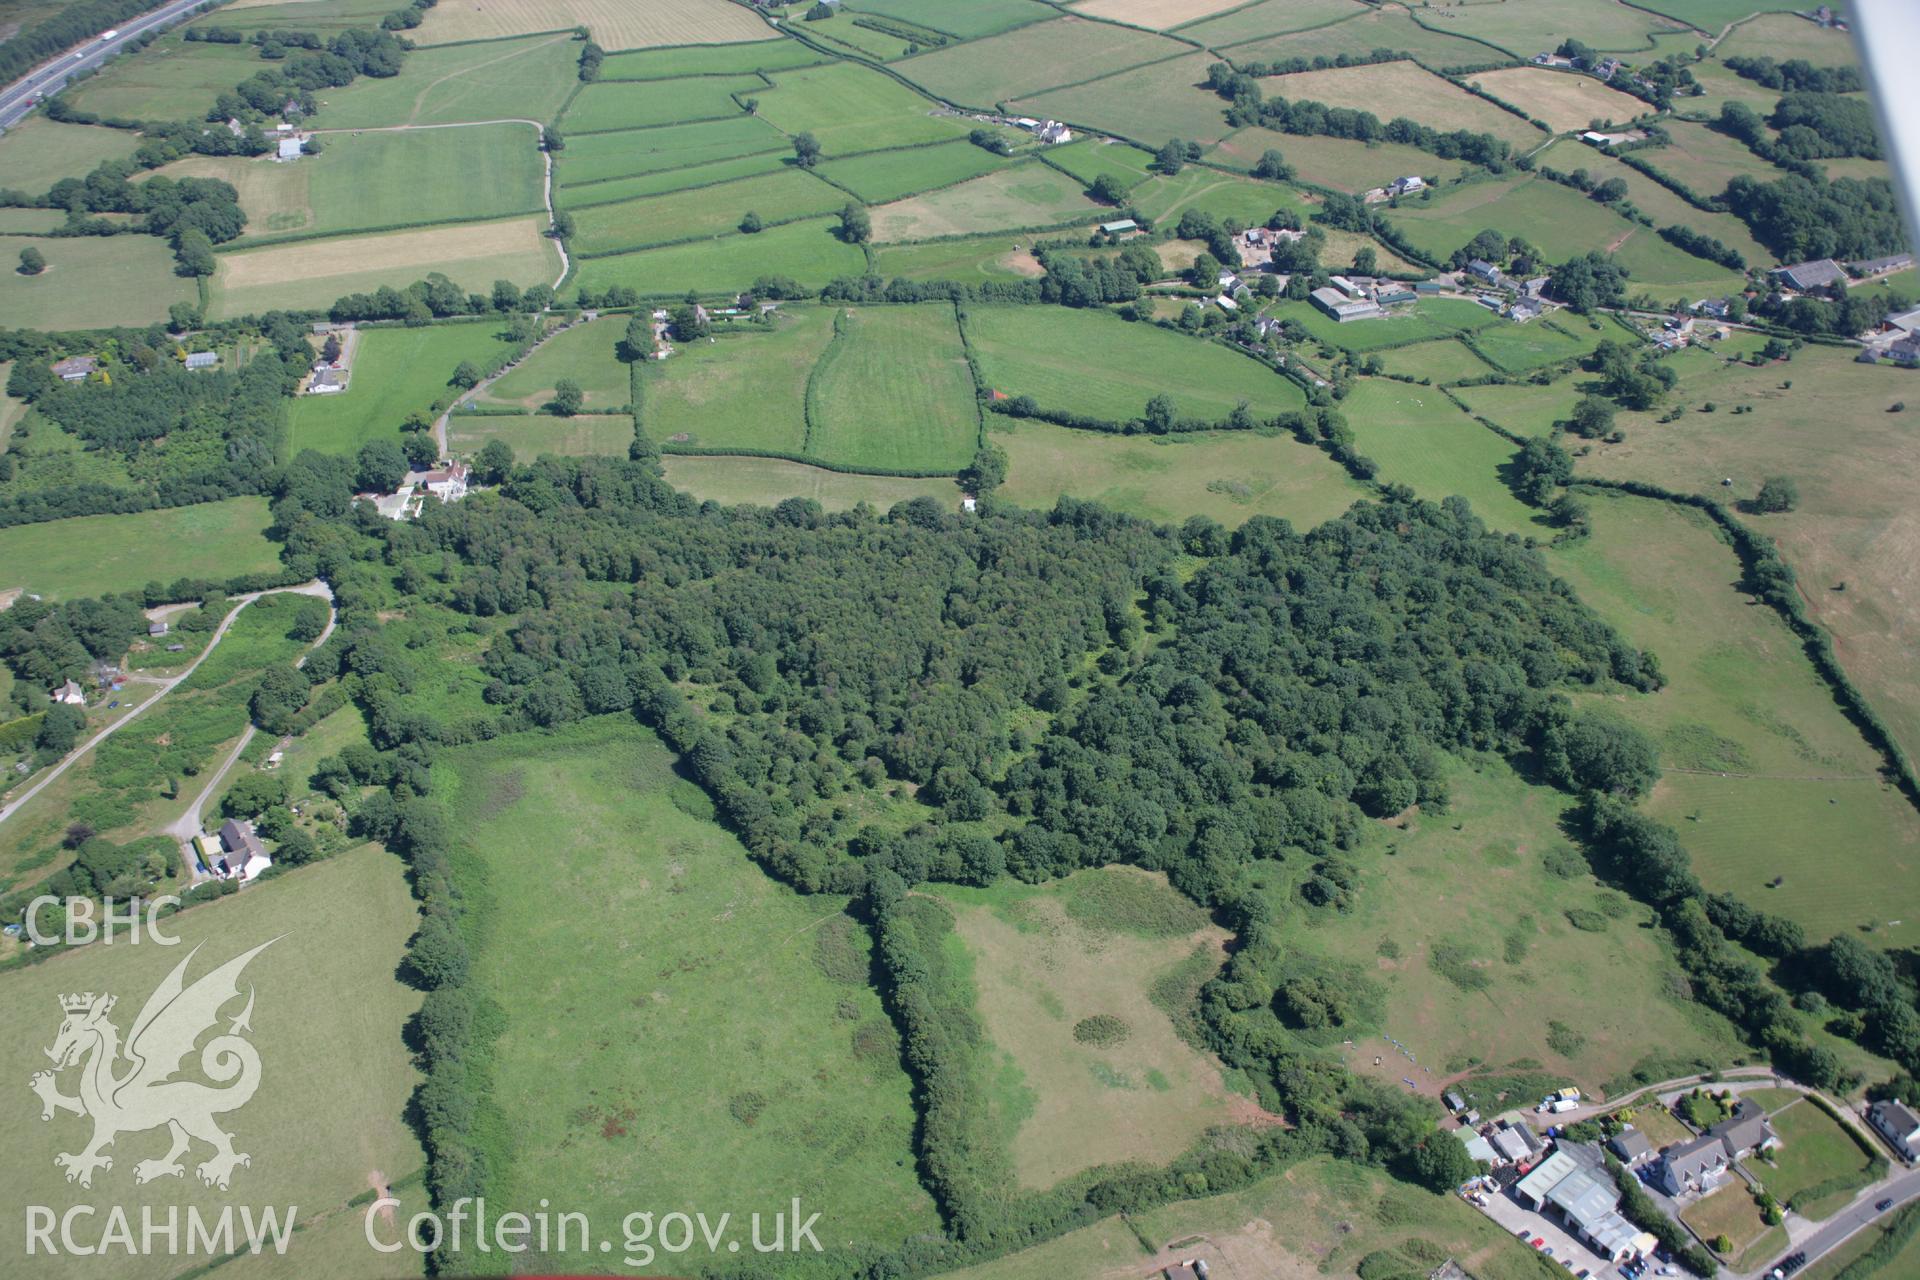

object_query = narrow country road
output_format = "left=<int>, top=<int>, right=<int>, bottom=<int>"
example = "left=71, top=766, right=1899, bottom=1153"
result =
left=0, top=582, right=334, bottom=829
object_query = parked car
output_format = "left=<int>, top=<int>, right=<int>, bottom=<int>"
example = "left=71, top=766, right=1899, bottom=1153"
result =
left=1877, top=1198, right=1895, bottom=1211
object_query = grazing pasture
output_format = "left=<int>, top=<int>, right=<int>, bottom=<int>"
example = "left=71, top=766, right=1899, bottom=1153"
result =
left=1624, top=0, right=1799, bottom=32
left=449, top=413, right=633, bottom=458
left=0, top=845, right=427, bottom=1280
left=994, top=419, right=1368, bottom=528
left=1339, top=378, right=1537, bottom=533
left=1068, top=0, right=1248, bottom=31
left=0, top=206, right=76, bottom=231
left=558, top=149, right=789, bottom=206
left=288, top=321, right=520, bottom=454
left=1009, top=52, right=1229, bottom=149
left=1222, top=7, right=1503, bottom=73
left=568, top=168, right=844, bottom=254
left=1421, top=0, right=1689, bottom=58
left=598, top=38, right=826, bottom=79
left=0, top=233, right=192, bottom=329
left=0, top=118, right=140, bottom=191
left=1373, top=337, right=1495, bottom=382
left=1711, top=11, right=1859, bottom=65
left=817, top=138, right=1011, bottom=203
left=1536, top=137, right=1772, bottom=267
left=474, top=319, right=629, bottom=412
left=1468, top=319, right=1611, bottom=374
left=1041, top=137, right=1157, bottom=191
left=0, top=498, right=280, bottom=600
left=641, top=307, right=836, bottom=454
left=563, top=75, right=758, bottom=134
left=750, top=61, right=967, bottom=153
left=807, top=304, right=979, bottom=472
left=553, top=115, right=787, bottom=186
left=1127, top=165, right=1301, bottom=226
left=410, top=0, right=771, bottom=49
left=1259, top=61, right=1547, bottom=148
left=660, top=455, right=958, bottom=510
left=1173, top=0, right=1370, bottom=44
left=209, top=215, right=560, bottom=319
left=870, top=233, right=1047, bottom=283
left=869, top=162, right=1102, bottom=241
left=891, top=17, right=1186, bottom=107
left=570, top=216, right=866, bottom=297
left=309, top=33, right=577, bottom=129
left=1635, top=119, right=1790, bottom=201
left=846, top=0, right=1056, bottom=39
left=1209, top=127, right=1471, bottom=192
left=1470, top=66, right=1651, bottom=132
left=1451, top=374, right=1588, bottom=435
left=965, top=305, right=1305, bottom=422
left=64, top=37, right=257, bottom=120
left=441, top=721, right=940, bottom=1264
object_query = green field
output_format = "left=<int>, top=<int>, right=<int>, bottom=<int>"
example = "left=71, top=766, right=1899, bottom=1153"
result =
left=1209, top=127, right=1472, bottom=193
left=1756, top=1098, right=1881, bottom=1219
left=1173, top=0, right=1372, bottom=44
left=474, top=319, right=629, bottom=412
left=1451, top=374, right=1589, bottom=435
left=1039, top=137, right=1156, bottom=191
left=187, top=0, right=399, bottom=34
left=597, top=38, right=829, bottom=79
left=66, top=37, right=259, bottom=120
left=1267, top=296, right=1500, bottom=353
left=569, top=167, right=845, bottom=254
left=869, top=232, right=1047, bottom=283
left=1417, top=0, right=1690, bottom=57
left=1711, top=10, right=1859, bottom=65
left=1374, top=337, right=1495, bottom=382
left=0, top=233, right=194, bottom=329
left=311, top=33, right=578, bottom=129
left=870, top=161, right=1101, bottom=241
left=1260, top=60, right=1545, bottom=147
left=660, top=454, right=959, bottom=510
left=806, top=304, right=979, bottom=471
left=891, top=16, right=1186, bottom=107
left=0, top=498, right=280, bottom=599
left=0, top=118, right=141, bottom=192
left=570, top=215, right=867, bottom=298
left=966, top=305, right=1306, bottom=423
left=1624, top=0, right=1800, bottom=31
left=849, top=0, right=1055, bottom=38
left=562, top=74, right=759, bottom=133
left=448, top=412, right=634, bottom=459
left=1635, top=118, right=1791, bottom=201
left=803, top=10, right=917, bottom=60
left=289, top=321, right=519, bottom=454
left=1128, top=163, right=1302, bottom=226
left=0, top=844, right=426, bottom=1280
left=1340, top=378, right=1539, bottom=533
left=559, top=148, right=791, bottom=207
left=1009, top=52, right=1232, bottom=150
left=1223, top=6, right=1512, bottom=73
left=642, top=306, right=835, bottom=453
left=994, top=418, right=1367, bottom=527
left=817, top=138, right=1011, bottom=203
left=553, top=115, right=788, bottom=186
left=1536, top=136, right=1773, bottom=267
left=438, top=719, right=941, bottom=1268
left=1468, top=317, right=1613, bottom=373
left=750, top=61, right=969, bottom=154
left=0, top=208, right=64, bottom=231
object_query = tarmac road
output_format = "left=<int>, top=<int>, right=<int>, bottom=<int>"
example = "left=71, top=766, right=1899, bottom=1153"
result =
left=0, top=0, right=209, bottom=132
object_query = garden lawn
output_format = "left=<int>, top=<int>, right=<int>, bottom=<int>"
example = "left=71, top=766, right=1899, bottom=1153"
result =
left=1341, top=377, right=1538, bottom=533
left=1257, top=61, right=1547, bottom=148
left=868, top=161, right=1102, bottom=241
left=641, top=307, right=835, bottom=453
left=1009, top=53, right=1232, bottom=150
left=449, top=413, right=633, bottom=458
left=569, top=217, right=865, bottom=298
left=806, top=304, right=978, bottom=471
left=567, top=168, right=845, bottom=254
left=289, top=321, right=519, bottom=454
left=816, top=139, right=1012, bottom=203
left=474, top=319, right=629, bottom=412
left=0, top=118, right=140, bottom=191
left=750, top=61, right=970, bottom=154
left=0, top=234, right=193, bottom=329
left=966, top=305, right=1306, bottom=422
left=1208, top=127, right=1472, bottom=192
left=440, top=720, right=940, bottom=1265
left=1757, top=1098, right=1880, bottom=1220
left=309, top=33, right=578, bottom=129
left=552, top=115, right=788, bottom=186
left=891, top=16, right=1187, bottom=107
left=598, top=39, right=828, bottom=80
left=65, top=37, right=258, bottom=120
left=561, top=75, right=759, bottom=134
left=1684, top=1184, right=1784, bottom=1270
left=0, top=498, right=279, bottom=600
left=660, top=455, right=958, bottom=510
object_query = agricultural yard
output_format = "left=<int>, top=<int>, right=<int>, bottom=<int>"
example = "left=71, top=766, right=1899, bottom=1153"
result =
left=868, top=233, right=1046, bottom=283
left=1338, top=379, right=1538, bottom=533
left=0, top=845, right=427, bottom=1280
left=1469, top=66, right=1650, bottom=132
left=308, top=33, right=578, bottom=129
left=553, top=115, right=787, bottom=186
left=1545, top=490, right=1920, bottom=944
left=932, top=868, right=1235, bottom=1188
left=659, top=455, right=958, bottom=510
left=816, top=138, right=1012, bottom=204
left=1171, top=0, right=1371, bottom=45
left=868, top=162, right=1102, bottom=242
left=208, top=215, right=561, bottom=319
left=567, top=168, right=845, bottom=255
left=288, top=321, right=520, bottom=454
left=158, top=125, right=544, bottom=242
left=1208, top=127, right=1472, bottom=192
left=0, top=233, right=193, bottom=329
left=1419, top=0, right=1691, bottom=58
left=890, top=17, right=1186, bottom=108
left=992, top=419, right=1368, bottom=529
left=805, top=304, right=979, bottom=472
left=561, top=75, right=761, bottom=134
left=965, top=305, right=1306, bottom=423
left=0, top=118, right=140, bottom=192
left=439, top=721, right=941, bottom=1265
left=1221, top=7, right=1505, bottom=74
left=843, top=0, right=1056, bottom=40
left=0, top=498, right=279, bottom=600
left=750, top=61, right=969, bottom=154
left=448, top=413, right=634, bottom=459
left=64, top=36, right=258, bottom=120
left=473, top=319, right=628, bottom=413
left=596, top=38, right=827, bottom=80
left=569, top=215, right=866, bottom=297
left=1008, top=53, right=1230, bottom=150
left=1257, top=61, right=1547, bottom=149
left=641, top=307, right=836, bottom=455
left=410, top=0, right=771, bottom=49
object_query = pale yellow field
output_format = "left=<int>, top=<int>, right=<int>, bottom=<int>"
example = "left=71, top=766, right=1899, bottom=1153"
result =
left=1260, top=60, right=1546, bottom=148
left=412, top=0, right=771, bottom=50
left=1069, top=0, right=1247, bottom=30
left=1471, top=66, right=1650, bottom=133
left=153, top=153, right=314, bottom=235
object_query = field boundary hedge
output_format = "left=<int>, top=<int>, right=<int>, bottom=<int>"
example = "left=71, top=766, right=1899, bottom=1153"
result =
left=558, top=144, right=789, bottom=192
left=656, top=442, right=960, bottom=478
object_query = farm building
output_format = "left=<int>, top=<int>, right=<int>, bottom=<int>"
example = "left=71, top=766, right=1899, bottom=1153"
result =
left=1869, top=1099, right=1920, bottom=1160
left=217, top=819, right=272, bottom=884
left=147, top=621, right=169, bottom=637
left=1533, top=53, right=1574, bottom=67
left=48, top=679, right=85, bottom=706
left=1456, top=1129, right=1497, bottom=1164
left=1492, top=1122, right=1543, bottom=1164
left=307, top=367, right=346, bottom=394
left=1772, top=258, right=1846, bottom=292
left=1036, top=120, right=1071, bottom=144
left=276, top=135, right=306, bottom=162
left=1466, top=259, right=1506, bottom=286
left=1388, top=175, right=1424, bottom=196
left=1100, top=219, right=1138, bottom=235
left=1850, top=253, right=1912, bottom=276
left=184, top=351, right=218, bottom=370
left=1517, top=1144, right=1654, bottom=1263
left=1310, top=287, right=1383, bottom=322
left=51, top=356, right=97, bottom=382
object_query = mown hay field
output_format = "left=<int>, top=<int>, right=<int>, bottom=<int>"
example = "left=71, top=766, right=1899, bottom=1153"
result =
left=0, top=498, right=280, bottom=600
left=570, top=215, right=866, bottom=297
left=1470, top=66, right=1651, bottom=132
left=869, top=161, right=1101, bottom=241
left=1041, top=137, right=1157, bottom=191
left=561, top=75, right=758, bottom=134
left=816, top=138, right=1012, bottom=203
left=289, top=320, right=521, bottom=454
left=659, top=455, right=958, bottom=510
left=966, top=305, right=1306, bottom=422
left=1009, top=52, right=1234, bottom=149
left=209, top=215, right=560, bottom=319
left=474, top=318, right=629, bottom=412
left=806, top=304, right=979, bottom=472
left=449, top=413, right=634, bottom=458
left=0, top=118, right=141, bottom=191
left=439, top=720, right=941, bottom=1264
left=553, top=115, right=787, bottom=186
left=642, top=307, right=837, bottom=454
left=750, top=61, right=968, bottom=154
left=892, top=16, right=1187, bottom=107
left=1259, top=61, right=1547, bottom=147
left=309, top=33, right=578, bottom=129
left=196, top=0, right=393, bottom=29
left=411, top=0, right=771, bottom=49
left=0, top=233, right=193, bottom=329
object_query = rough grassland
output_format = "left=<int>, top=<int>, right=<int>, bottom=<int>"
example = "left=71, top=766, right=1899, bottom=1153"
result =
left=411, top=0, right=771, bottom=49
left=0, top=233, right=192, bottom=329
left=65, top=37, right=259, bottom=121
left=642, top=307, right=836, bottom=454
left=0, top=845, right=425, bottom=1280
left=554, top=116, right=787, bottom=186
left=598, top=39, right=826, bottom=80
left=309, top=33, right=577, bottom=129
left=1172, top=0, right=1368, bottom=43
left=441, top=720, right=939, bottom=1266
left=869, top=233, right=1048, bottom=283
left=561, top=75, right=759, bottom=134
left=1340, top=378, right=1539, bottom=534
left=1259, top=62, right=1546, bottom=148
left=816, top=139, right=1012, bottom=204
left=159, top=125, right=544, bottom=241
left=844, top=0, right=1056, bottom=39
left=209, top=216, right=560, bottom=319
left=0, top=118, right=141, bottom=192
left=659, top=455, right=958, bottom=510
left=568, top=168, right=845, bottom=255
left=1470, top=66, right=1651, bottom=132
left=1546, top=490, right=1920, bottom=944
left=474, top=318, right=629, bottom=412
left=1222, top=7, right=1504, bottom=73
left=448, top=413, right=633, bottom=459
left=936, top=868, right=1234, bottom=1189
left=891, top=17, right=1187, bottom=107
left=0, top=498, right=279, bottom=599
left=1422, top=0, right=1689, bottom=57
left=1009, top=52, right=1231, bottom=150
left=966, top=305, right=1306, bottom=422
left=806, top=304, right=978, bottom=471
left=869, top=161, right=1102, bottom=241
left=288, top=321, right=519, bottom=454
left=750, top=61, right=969, bottom=154
left=1757, top=1098, right=1878, bottom=1219
left=1209, top=127, right=1473, bottom=192
left=570, top=216, right=866, bottom=297
left=994, top=419, right=1368, bottom=528
left=1068, top=0, right=1246, bottom=31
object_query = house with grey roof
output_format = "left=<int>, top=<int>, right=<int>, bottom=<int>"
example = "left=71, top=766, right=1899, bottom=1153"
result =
left=184, top=351, right=218, bottom=370
left=1772, top=258, right=1846, bottom=292
left=1655, top=1133, right=1731, bottom=1196
left=1870, top=1099, right=1920, bottom=1160
left=1608, top=1127, right=1654, bottom=1166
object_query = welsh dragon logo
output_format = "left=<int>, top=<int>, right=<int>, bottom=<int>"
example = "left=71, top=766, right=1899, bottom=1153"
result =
left=29, top=940, right=276, bottom=1191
